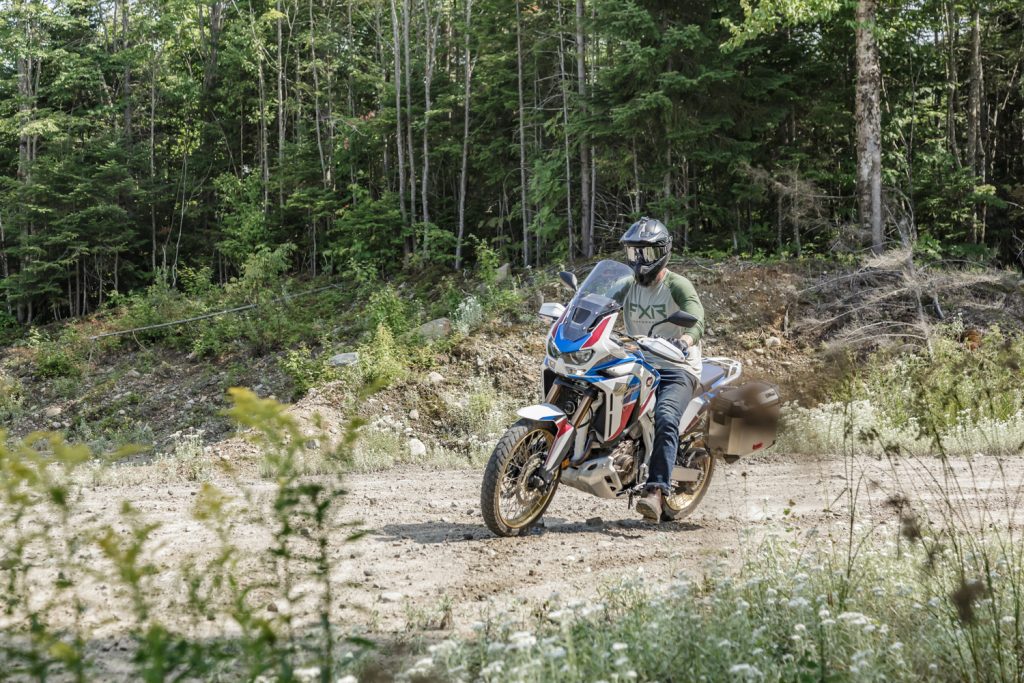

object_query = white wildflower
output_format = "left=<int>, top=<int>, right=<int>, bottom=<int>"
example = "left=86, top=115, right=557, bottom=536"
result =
left=480, top=660, right=504, bottom=677
left=788, top=597, right=810, bottom=609
left=428, top=640, right=458, bottom=658
left=1002, top=615, right=1016, bottom=624
left=614, top=657, right=630, bottom=667
left=838, top=612, right=869, bottom=626
left=507, top=631, right=537, bottom=650
left=612, top=642, right=629, bottom=652
left=889, top=642, right=904, bottom=652
left=728, top=663, right=763, bottom=679
left=546, top=646, right=567, bottom=660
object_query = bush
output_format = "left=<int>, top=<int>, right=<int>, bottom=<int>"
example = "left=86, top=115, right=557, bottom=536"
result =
left=358, top=323, right=408, bottom=389
left=857, top=324, right=1024, bottom=433
left=29, top=328, right=83, bottom=379
left=280, top=344, right=340, bottom=398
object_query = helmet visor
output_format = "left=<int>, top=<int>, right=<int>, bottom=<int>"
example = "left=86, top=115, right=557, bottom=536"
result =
left=624, top=245, right=664, bottom=264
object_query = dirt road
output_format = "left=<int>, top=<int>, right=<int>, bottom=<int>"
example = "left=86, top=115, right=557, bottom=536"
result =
left=80, top=451, right=1024, bottom=640
left=332, top=452, right=1024, bottom=635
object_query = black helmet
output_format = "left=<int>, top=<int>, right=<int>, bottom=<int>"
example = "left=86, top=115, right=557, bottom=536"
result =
left=620, top=217, right=671, bottom=286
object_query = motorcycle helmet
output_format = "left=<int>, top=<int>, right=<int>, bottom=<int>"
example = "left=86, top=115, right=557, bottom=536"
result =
left=620, top=217, right=671, bottom=286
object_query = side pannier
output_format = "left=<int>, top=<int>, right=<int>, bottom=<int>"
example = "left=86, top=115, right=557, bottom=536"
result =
left=707, top=381, right=780, bottom=463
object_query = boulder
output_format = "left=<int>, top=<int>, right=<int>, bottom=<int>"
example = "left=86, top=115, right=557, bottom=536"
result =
left=765, top=336, right=782, bottom=349
left=408, top=438, right=427, bottom=458
left=416, top=317, right=453, bottom=341
left=495, top=263, right=512, bottom=283
left=327, top=352, right=360, bottom=367
left=426, top=371, right=446, bottom=385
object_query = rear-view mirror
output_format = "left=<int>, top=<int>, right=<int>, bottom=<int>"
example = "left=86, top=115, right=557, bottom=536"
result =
left=558, top=271, right=578, bottom=292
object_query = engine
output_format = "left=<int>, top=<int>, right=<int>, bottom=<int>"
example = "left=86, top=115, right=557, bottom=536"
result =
left=561, top=439, right=640, bottom=499
left=609, top=439, right=639, bottom=484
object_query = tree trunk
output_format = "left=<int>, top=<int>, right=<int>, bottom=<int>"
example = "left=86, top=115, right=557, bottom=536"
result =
left=276, top=0, right=285, bottom=208
left=556, top=0, right=575, bottom=261
left=576, top=0, right=592, bottom=258
left=515, top=0, right=530, bottom=267
left=422, top=0, right=437, bottom=253
left=855, top=0, right=883, bottom=254
left=403, top=0, right=417, bottom=227
left=122, top=0, right=132, bottom=141
left=150, top=63, right=158, bottom=272
left=943, top=3, right=962, bottom=167
left=388, top=0, right=409, bottom=250
left=455, top=0, right=473, bottom=271
left=967, top=5, right=985, bottom=243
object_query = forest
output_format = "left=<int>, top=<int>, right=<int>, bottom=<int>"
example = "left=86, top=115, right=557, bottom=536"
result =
left=1, top=0, right=1022, bottom=323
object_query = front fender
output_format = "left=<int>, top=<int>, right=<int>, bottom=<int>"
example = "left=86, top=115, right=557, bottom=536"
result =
left=516, top=403, right=566, bottom=423
left=515, top=404, right=575, bottom=474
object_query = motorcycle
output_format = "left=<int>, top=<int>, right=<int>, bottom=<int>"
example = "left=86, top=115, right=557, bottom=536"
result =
left=480, top=260, right=778, bottom=537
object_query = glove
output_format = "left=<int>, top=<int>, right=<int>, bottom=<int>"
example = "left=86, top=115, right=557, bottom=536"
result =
left=669, top=338, right=689, bottom=355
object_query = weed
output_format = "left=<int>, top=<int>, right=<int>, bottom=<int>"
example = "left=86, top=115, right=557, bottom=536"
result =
left=281, top=345, right=340, bottom=399
left=0, top=389, right=368, bottom=680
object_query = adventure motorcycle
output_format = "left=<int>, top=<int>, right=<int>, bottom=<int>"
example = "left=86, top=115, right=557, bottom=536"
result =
left=481, top=260, right=779, bottom=537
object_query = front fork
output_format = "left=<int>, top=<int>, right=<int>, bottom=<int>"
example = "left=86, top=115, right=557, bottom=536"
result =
left=531, top=383, right=597, bottom=488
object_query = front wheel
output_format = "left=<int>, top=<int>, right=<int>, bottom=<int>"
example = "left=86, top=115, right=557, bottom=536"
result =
left=481, top=420, right=561, bottom=537
left=661, top=451, right=715, bottom=522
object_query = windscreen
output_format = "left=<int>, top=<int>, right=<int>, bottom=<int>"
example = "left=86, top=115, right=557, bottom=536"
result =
left=558, top=261, right=632, bottom=341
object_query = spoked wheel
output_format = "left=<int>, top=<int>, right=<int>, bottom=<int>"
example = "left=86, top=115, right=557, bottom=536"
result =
left=662, top=452, right=715, bottom=522
left=481, top=420, right=561, bottom=537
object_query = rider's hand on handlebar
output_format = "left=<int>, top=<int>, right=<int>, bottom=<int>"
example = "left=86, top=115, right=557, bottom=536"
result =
left=668, top=338, right=689, bottom=355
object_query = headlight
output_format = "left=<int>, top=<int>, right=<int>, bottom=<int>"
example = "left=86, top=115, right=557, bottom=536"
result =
left=564, top=349, right=594, bottom=365
left=547, top=337, right=560, bottom=358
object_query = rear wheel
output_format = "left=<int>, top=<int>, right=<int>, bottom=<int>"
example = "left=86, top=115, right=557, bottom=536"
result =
left=661, top=451, right=715, bottom=522
left=481, top=420, right=560, bottom=537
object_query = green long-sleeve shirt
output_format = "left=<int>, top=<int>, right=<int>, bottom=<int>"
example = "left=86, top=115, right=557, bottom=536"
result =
left=611, top=270, right=706, bottom=376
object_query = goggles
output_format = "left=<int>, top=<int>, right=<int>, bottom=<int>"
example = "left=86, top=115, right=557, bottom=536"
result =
left=624, top=245, right=665, bottom=263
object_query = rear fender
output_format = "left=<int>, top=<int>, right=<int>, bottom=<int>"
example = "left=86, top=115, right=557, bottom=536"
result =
left=515, top=404, right=575, bottom=473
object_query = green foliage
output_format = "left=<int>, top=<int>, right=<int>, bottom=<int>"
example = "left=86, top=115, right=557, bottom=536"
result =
left=28, top=328, right=83, bottom=379
left=857, top=326, right=1024, bottom=435
left=0, top=390, right=367, bottom=679
left=214, top=173, right=272, bottom=268
left=3, top=0, right=1023, bottom=323
left=357, top=323, right=408, bottom=389
left=366, top=285, right=415, bottom=337
left=280, top=345, right=340, bottom=399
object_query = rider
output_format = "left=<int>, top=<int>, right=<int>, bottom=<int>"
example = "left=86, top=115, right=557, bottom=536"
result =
left=615, top=217, right=705, bottom=522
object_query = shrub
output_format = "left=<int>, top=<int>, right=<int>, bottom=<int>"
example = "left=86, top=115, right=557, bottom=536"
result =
left=281, top=344, right=340, bottom=398
left=29, top=328, right=83, bottom=379
left=358, top=323, right=407, bottom=389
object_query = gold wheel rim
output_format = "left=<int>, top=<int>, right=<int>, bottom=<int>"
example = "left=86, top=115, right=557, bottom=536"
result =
left=664, top=456, right=712, bottom=513
left=494, top=429, right=556, bottom=529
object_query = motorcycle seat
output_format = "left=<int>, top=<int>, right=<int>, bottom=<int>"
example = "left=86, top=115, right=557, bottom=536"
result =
left=699, top=364, right=726, bottom=393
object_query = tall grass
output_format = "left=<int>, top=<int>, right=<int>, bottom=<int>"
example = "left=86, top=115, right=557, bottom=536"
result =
left=779, top=325, right=1024, bottom=457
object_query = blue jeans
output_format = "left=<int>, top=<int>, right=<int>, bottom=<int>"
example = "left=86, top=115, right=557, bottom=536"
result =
left=647, top=368, right=697, bottom=494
